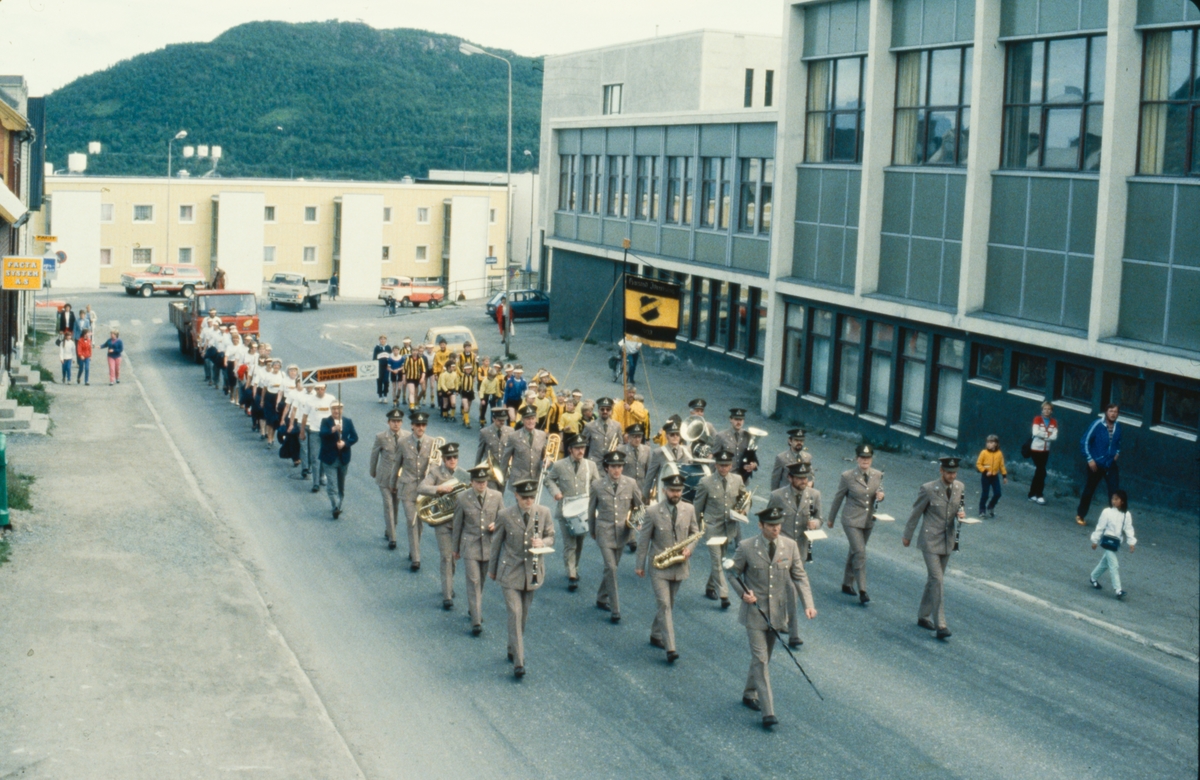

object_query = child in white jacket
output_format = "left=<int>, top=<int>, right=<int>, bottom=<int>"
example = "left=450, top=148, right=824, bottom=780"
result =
left=1090, top=490, right=1136, bottom=599
left=59, top=334, right=76, bottom=383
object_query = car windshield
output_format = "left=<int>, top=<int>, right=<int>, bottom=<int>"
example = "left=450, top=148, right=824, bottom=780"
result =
left=382, top=278, right=400, bottom=286
left=273, top=274, right=303, bottom=284
left=199, top=294, right=257, bottom=316
left=147, top=265, right=161, bottom=274
left=430, top=331, right=469, bottom=346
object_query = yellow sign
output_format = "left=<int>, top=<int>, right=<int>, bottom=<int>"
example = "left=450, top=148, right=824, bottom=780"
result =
left=2, top=256, right=44, bottom=290
left=34, top=235, right=57, bottom=243
left=623, top=275, right=681, bottom=349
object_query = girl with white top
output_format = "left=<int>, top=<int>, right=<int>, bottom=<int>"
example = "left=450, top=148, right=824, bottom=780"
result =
left=1089, top=490, right=1136, bottom=599
left=59, top=333, right=76, bottom=383
left=263, top=359, right=285, bottom=447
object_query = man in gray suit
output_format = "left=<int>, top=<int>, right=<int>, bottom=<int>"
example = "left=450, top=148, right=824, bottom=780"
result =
left=635, top=473, right=699, bottom=663
left=588, top=450, right=643, bottom=623
left=729, top=506, right=816, bottom=729
left=618, top=424, right=652, bottom=498
left=419, top=442, right=470, bottom=610
left=489, top=479, right=554, bottom=678
left=583, top=397, right=623, bottom=470
left=903, top=457, right=966, bottom=640
left=475, top=406, right=511, bottom=492
left=501, top=406, right=548, bottom=496
left=766, top=462, right=822, bottom=647
left=396, top=411, right=435, bottom=571
left=368, top=408, right=407, bottom=549
left=693, top=449, right=745, bottom=608
left=770, top=429, right=813, bottom=491
left=826, top=443, right=885, bottom=605
left=544, top=434, right=599, bottom=591
left=453, top=465, right=503, bottom=635
left=715, top=408, right=758, bottom=484
left=643, top=420, right=694, bottom=502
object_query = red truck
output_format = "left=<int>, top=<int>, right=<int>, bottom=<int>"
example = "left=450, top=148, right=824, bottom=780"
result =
left=378, top=276, right=444, bottom=307
left=170, top=290, right=260, bottom=362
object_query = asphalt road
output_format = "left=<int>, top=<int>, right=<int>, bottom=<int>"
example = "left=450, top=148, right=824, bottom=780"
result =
left=76, top=290, right=1197, bottom=780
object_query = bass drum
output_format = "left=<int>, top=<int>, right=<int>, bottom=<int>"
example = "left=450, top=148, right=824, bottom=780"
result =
left=679, top=463, right=708, bottom=505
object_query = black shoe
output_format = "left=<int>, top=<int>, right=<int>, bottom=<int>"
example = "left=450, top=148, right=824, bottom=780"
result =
left=411, top=562, right=421, bottom=572
left=859, top=590, right=870, bottom=605
left=301, top=469, right=310, bottom=478
left=918, top=618, right=936, bottom=631
left=936, top=627, right=952, bottom=640
left=705, top=588, right=718, bottom=601
left=762, top=715, right=779, bottom=728
left=388, top=540, right=397, bottom=550
left=514, top=666, right=525, bottom=679
left=610, top=614, right=621, bottom=624
left=443, top=599, right=453, bottom=611
left=842, top=585, right=857, bottom=596
left=1115, top=590, right=1127, bottom=600
left=568, top=578, right=579, bottom=591
left=720, top=598, right=731, bottom=609
left=471, top=625, right=482, bottom=636
left=596, top=601, right=611, bottom=612
left=789, top=637, right=803, bottom=648
left=650, top=636, right=665, bottom=649
left=507, top=652, right=514, bottom=663
left=332, top=509, right=341, bottom=519
left=311, top=486, right=321, bottom=493
left=1090, top=578, right=1102, bottom=590
left=742, top=697, right=761, bottom=712
left=666, top=651, right=679, bottom=664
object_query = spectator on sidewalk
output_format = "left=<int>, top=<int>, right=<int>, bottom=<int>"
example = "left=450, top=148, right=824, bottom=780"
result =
left=329, top=273, right=339, bottom=300
left=74, top=305, right=97, bottom=341
left=75, top=329, right=93, bottom=385
left=975, top=435, right=1007, bottom=518
left=618, top=338, right=642, bottom=383
left=1076, top=404, right=1123, bottom=527
left=1089, top=491, right=1135, bottom=599
left=99, top=328, right=124, bottom=385
left=57, top=303, right=76, bottom=337
left=1028, top=401, right=1058, bottom=505
left=58, top=331, right=76, bottom=383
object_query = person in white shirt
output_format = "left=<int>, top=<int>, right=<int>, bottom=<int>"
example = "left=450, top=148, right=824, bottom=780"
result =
left=304, top=383, right=334, bottom=491
left=199, top=321, right=216, bottom=385
left=618, top=338, right=642, bottom=383
left=1028, top=401, right=1059, bottom=504
left=1089, top=490, right=1136, bottom=599
left=59, top=333, right=76, bottom=383
left=263, top=359, right=286, bottom=447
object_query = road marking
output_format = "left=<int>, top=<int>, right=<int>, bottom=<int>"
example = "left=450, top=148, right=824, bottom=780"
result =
left=322, top=323, right=338, bottom=328
left=342, top=323, right=359, bottom=329
left=949, top=570, right=1199, bottom=664
left=130, top=319, right=142, bottom=326
left=152, top=317, right=163, bottom=325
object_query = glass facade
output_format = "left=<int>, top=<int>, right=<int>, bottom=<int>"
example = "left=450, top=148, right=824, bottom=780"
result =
left=1139, top=28, right=1200, bottom=176
left=806, top=56, right=866, bottom=163
left=894, top=46, right=973, bottom=166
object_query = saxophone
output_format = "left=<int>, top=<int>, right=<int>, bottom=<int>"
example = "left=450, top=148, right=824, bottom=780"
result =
left=653, top=516, right=706, bottom=570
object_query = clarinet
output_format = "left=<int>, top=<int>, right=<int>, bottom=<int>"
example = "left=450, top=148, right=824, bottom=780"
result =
left=807, top=498, right=818, bottom=563
left=530, top=508, right=541, bottom=586
left=953, top=494, right=964, bottom=552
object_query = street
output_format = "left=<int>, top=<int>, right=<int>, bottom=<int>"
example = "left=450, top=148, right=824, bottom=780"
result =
left=39, top=289, right=1200, bottom=779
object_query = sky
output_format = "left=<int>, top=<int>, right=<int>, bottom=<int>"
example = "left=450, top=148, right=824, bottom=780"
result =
left=1, top=0, right=783, bottom=95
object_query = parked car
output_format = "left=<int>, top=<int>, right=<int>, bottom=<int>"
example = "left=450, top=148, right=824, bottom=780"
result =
left=122, top=264, right=207, bottom=298
left=485, top=289, right=549, bottom=320
left=379, top=276, right=444, bottom=307
left=265, top=273, right=328, bottom=310
left=423, top=326, right=478, bottom=353
left=170, top=290, right=259, bottom=361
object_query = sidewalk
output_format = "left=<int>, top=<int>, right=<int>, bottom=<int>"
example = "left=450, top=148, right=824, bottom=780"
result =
left=0, top=341, right=364, bottom=778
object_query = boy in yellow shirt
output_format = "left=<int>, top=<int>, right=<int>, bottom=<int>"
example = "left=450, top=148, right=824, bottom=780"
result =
left=438, top=360, right=461, bottom=420
left=975, top=434, right=1007, bottom=518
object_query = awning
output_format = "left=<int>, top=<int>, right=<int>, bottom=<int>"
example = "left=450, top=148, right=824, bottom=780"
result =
left=0, top=181, right=27, bottom=224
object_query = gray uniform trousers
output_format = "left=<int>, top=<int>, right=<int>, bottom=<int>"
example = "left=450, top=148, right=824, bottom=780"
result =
left=435, top=524, right=456, bottom=600
left=744, top=628, right=778, bottom=718
left=706, top=534, right=738, bottom=599
left=651, top=578, right=682, bottom=652
left=784, top=537, right=812, bottom=644
left=920, top=551, right=950, bottom=628
left=401, top=485, right=423, bottom=563
left=504, top=588, right=535, bottom=666
left=562, top=523, right=585, bottom=579
left=463, top=559, right=488, bottom=627
left=379, top=486, right=401, bottom=544
left=842, top=525, right=873, bottom=592
left=597, top=546, right=625, bottom=616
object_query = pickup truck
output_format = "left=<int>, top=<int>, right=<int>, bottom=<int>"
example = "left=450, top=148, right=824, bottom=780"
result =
left=122, top=264, right=208, bottom=298
left=170, top=290, right=260, bottom=362
left=379, top=276, right=444, bottom=307
left=265, top=273, right=328, bottom=310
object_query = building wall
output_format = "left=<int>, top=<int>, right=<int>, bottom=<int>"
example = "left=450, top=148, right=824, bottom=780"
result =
left=447, top=195, right=491, bottom=298
left=215, top=191, right=265, bottom=291
left=49, top=190, right=100, bottom=288
left=338, top=192, right=383, bottom=299
left=426, top=172, right=541, bottom=273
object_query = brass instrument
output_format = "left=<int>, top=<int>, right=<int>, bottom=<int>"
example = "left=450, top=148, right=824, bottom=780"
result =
left=745, top=427, right=769, bottom=451
left=428, top=436, right=447, bottom=467
left=417, top=481, right=469, bottom=525
left=605, top=426, right=621, bottom=455
left=660, top=443, right=682, bottom=481
left=681, top=417, right=714, bottom=460
left=653, top=519, right=706, bottom=569
left=486, top=451, right=506, bottom=485
left=626, top=504, right=647, bottom=531
left=532, top=433, right=562, bottom=508
left=729, top=487, right=753, bottom=524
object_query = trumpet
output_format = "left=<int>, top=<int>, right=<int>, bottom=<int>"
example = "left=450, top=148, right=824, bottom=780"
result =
left=653, top=518, right=706, bottom=569
left=532, top=433, right=562, bottom=508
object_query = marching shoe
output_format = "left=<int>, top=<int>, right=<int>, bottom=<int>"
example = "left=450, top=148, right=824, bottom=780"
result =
left=666, top=651, right=679, bottom=664
left=918, top=618, right=936, bottom=630
left=332, top=509, right=341, bottom=519
left=471, top=625, right=482, bottom=636
left=610, top=614, right=621, bottom=624
left=936, top=627, right=952, bottom=640
left=1090, top=578, right=1101, bottom=590
left=741, top=697, right=761, bottom=712
left=1035, top=497, right=1046, bottom=505
left=596, top=600, right=611, bottom=611
left=627, top=541, right=637, bottom=553
left=507, top=652, right=514, bottom=663
left=388, top=540, right=397, bottom=550
left=720, top=598, right=731, bottom=609
left=762, top=716, right=779, bottom=728
left=443, top=599, right=453, bottom=611
left=301, top=469, right=310, bottom=478
left=842, top=585, right=858, bottom=596
left=789, top=637, right=803, bottom=648
left=705, top=588, right=718, bottom=601
left=311, top=486, right=321, bottom=493
left=1115, top=590, right=1127, bottom=599
left=514, top=666, right=525, bottom=679
left=410, top=561, right=421, bottom=572
left=650, top=636, right=665, bottom=649
left=859, top=590, right=870, bottom=605
left=568, top=578, right=579, bottom=592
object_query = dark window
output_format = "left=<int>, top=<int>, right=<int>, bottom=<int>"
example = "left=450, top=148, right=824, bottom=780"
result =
left=713, top=281, right=731, bottom=348
left=665, top=156, right=693, bottom=225
left=603, top=84, right=622, bottom=115
left=782, top=302, right=805, bottom=388
left=835, top=315, right=863, bottom=408
left=1105, top=374, right=1145, bottom=418
left=933, top=338, right=965, bottom=439
left=752, top=289, right=768, bottom=360
left=894, top=46, right=973, bottom=166
left=1056, top=362, right=1095, bottom=405
left=693, top=278, right=712, bottom=341
left=1156, top=384, right=1200, bottom=431
left=1003, top=35, right=1106, bottom=171
left=897, top=330, right=928, bottom=427
left=679, top=275, right=693, bottom=336
left=866, top=322, right=895, bottom=418
left=700, top=157, right=730, bottom=228
left=635, top=156, right=659, bottom=221
left=745, top=68, right=755, bottom=108
left=732, top=285, right=751, bottom=354
left=765, top=70, right=775, bottom=107
left=1138, top=28, right=1200, bottom=176
left=1013, top=352, right=1048, bottom=393
left=738, top=158, right=775, bottom=234
left=606, top=156, right=629, bottom=217
left=972, top=344, right=1005, bottom=383
left=808, top=309, right=834, bottom=398
left=581, top=155, right=600, bottom=214
left=557, top=155, right=576, bottom=210
left=805, top=56, right=866, bottom=163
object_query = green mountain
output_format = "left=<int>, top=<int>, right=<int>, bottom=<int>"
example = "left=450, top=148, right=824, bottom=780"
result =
left=44, top=21, right=543, bottom=181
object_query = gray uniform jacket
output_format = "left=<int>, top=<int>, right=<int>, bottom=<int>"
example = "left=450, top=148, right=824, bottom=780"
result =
left=635, top=500, right=700, bottom=581
left=368, top=430, right=405, bottom=491
left=903, top=479, right=965, bottom=555
left=766, top=485, right=823, bottom=542
left=588, top=475, right=643, bottom=549
left=583, top=417, right=624, bottom=467
left=501, top=428, right=549, bottom=485
left=452, top=487, right=504, bottom=560
left=489, top=504, right=555, bottom=590
left=476, top=425, right=512, bottom=479
left=715, top=427, right=751, bottom=466
left=395, top=434, right=434, bottom=488
left=418, top=462, right=469, bottom=496
left=544, top=456, right=600, bottom=518
left=827, top=467, right=885, bottom=529
left=618, top=442, right=651, bottom=488
left=730, top=535, right=813, bottom=632
left=693, top=471, right=745, bottom=539
left=643, top=443, right=694, bottom=498
left=769, top=447, right=813, bottom=491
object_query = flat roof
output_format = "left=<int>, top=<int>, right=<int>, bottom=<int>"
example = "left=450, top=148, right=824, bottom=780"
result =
left=545, top=28, right=781, bottom=61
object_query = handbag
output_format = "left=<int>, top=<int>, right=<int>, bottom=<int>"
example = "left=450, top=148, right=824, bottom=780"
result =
left=1100, top=534, right=1121, bottom=552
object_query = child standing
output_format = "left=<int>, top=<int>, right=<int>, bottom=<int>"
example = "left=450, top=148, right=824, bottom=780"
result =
left=75, top=329, right=93, bottom=385
left=99, top=329, right=124, bottom=385
left=59, top=332, right=76, bottom=383
left=1090, top=491, right=1135, bottom=599
left=975, top=434, right=1007, bottom=518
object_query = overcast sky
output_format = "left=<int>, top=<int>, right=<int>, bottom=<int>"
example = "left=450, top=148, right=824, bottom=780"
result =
left=2, top=0, right=783, bottom=95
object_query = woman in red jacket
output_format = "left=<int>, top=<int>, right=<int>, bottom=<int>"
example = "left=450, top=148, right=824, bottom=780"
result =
left=75, top=329, right=94, bottom=385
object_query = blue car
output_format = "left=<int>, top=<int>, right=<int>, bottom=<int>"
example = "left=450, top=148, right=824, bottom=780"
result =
left=486, top=289, right=550, bottom=321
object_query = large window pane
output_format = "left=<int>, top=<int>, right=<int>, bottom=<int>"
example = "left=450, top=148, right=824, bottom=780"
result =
left=928, top=47, right=962, bottom=106
left=934, top=368, right=962, bottom=439
left=1014, top=352, right=1048, bottom=393
left=810, top=338, right=831, bottom=397
left=740, top=158, right=759, bottom=232
left=753, top=294, right=767, bottom=360
left=695, top=279, right=711, bottom=341
left=972, top=344, right=1004, bottom=382
left=782, top=303, right=805, bottom=388
left=1159, top=384, right=1200, bottom=430
left=1003, top=106, right=1042, bottom=168
left=1107, top=374, right=1144, bottom=416
left=1058, top=363, right=1095, bottom=404
left=733, top=286, right=751, bottom=354
left=899, top=359, right=925, bottom=427
left=714, top=281, right=730, bottom=348
left=680, top=276, right=692, bottom=335
left=867, top=352, right=892, bottom=417
left=1042, top=107, right=1083, bottom=169
left=1045, top=37, right=1087, bottom=104
left=836, top=316, right=862, bottom=408
left=1138, top=28, right=1200, bottom=176
left=760, top=160, right=774, bottom=232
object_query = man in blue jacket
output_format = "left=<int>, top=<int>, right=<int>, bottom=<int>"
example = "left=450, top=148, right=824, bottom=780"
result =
left=320, top=401, right=359, bottom=519
left=1076, top=403, right=1122, bottom=526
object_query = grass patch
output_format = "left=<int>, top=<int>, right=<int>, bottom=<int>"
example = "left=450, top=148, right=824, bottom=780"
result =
left=36, top=366, right=55, bottom=383
left=0, top=539, right=10, bottom=567
left=8, top=383, right=52, bottom=414
left=7, top=467, right=35, bottom=511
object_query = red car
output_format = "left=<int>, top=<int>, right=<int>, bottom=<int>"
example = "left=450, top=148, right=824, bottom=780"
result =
left=122, top=264, right=208, bottom=298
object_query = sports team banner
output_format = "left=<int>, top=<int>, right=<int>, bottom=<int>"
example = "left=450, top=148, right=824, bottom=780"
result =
left=623, top=274, right=681, bottom=349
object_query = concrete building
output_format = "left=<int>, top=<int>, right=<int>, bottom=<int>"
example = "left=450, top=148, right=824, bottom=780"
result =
left=42, top=176, right=509, bottom=299
left=424, top=171, right=542, bottom=278
left=539, top=10, right=1200, bottom=509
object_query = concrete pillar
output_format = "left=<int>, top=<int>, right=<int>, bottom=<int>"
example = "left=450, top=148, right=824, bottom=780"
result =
left=854, top=0, right=896, bottom=296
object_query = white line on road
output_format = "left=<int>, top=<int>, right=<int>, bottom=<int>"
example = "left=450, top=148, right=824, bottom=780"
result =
left=130, top=319, right=142, bottom=326
left=341, top=323, right=359, bottom=329
left=152, top=317, right=163, bottom=325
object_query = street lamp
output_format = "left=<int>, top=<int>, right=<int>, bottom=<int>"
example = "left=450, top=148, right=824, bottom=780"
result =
left=459, top=41, right=512, bottom=295
left=167, top=129, right=187, bottom=266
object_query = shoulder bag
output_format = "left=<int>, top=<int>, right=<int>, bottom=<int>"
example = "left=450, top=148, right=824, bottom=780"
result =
left=1099, top=512, right=1125, bottom=551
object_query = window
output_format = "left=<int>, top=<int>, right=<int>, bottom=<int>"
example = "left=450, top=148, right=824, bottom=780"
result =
left=933, top=338, right=964, bottom=439
left=680, top=276, right=693, bottom=336
left=733, top=285, right=751, bottom=354
left=178, top=247, right=193, bottom=264
left=782, top=303, right=805, bottom=388
left=1002, top=35, right=1106, bottom=171
left=304, top=206, right=318, bottom=222
left=700, top=157, right=730, bottom=228
left=302, top=246, right=316, bottom=264
left=416, top=207, right=430, bottom=224
left=99, top=248, right=112, bottom=267
left=264, top=206, right=276, bottom=222
left=805, top=56, right=866, bottom=163
left=581, top=155, right=600, bottom=214
left=490, top=209, right=497, bottom=224
left=559, top=155, right=577, bottom=210
left=897, top=330, right=928, bottom=427
left=807, top=309, right=834, bottom=397
left=1105, top=374, right=1145, bottom=418
left=665, top=156, right=693, bottom=224
left=713, top=281, right=731, bottom=348
left=738, top=158, right=775, bottom=233
left=1013, top=352, right=1048, bottom=393
left=752, top=290, right=768, bottom=360
left=132, top=247, right=153, bottom=265
left=416, top=245, right=429, bottom=262
left=1156, top=384, right=1200, bottom=431
left=179, top=204, right=194, bottom=223
left=384, top=207, right=393, bottom=223
left=745, top=69, right=755, bottom=108
left=488, top=245, right=495, bottom=257
left=382, top=246, right=391, bottom=261
left=835, top=316, right=863, bottom=408
left=765, top=70, right=775, bottom=107
left=693, top=278, right=711, bottom=341
left=263, top=246, right=276, bottom=264
left=100, top=203, right=114, bottom=222
left=634, top=156, right=659, bottom=221
left=866, top=322, right=894, bottom=418
left=603, top=83, right=623, bottom=115
left=1139, top=28, right=1200, bottom=175
left=133, top=205, right=154, bottom=222
left=1056, top=363, right=1095, bottom=405
left=606, top=155, right=629, bottom=217
left=894, top=46, right=973, bottom=166
left=972, top=344, right=1005, bottom=383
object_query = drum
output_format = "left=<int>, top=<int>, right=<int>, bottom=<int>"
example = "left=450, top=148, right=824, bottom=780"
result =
left=679, top=463, right=708, bottom=504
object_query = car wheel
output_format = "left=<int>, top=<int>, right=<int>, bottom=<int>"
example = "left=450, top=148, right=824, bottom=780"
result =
left=182, top=285, right=195, bottom=298
left=402, top=297, right=412, bottom=307
left=139, top=285, right=153, bottom=298
left=309, top=296, right=320, bottom=310
left=270, top=301, right=277, bottom=310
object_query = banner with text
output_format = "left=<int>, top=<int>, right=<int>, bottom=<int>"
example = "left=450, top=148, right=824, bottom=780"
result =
left=623, top=274, right=680, bottom=349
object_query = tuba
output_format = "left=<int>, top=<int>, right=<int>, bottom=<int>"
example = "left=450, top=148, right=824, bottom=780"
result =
left=653, top=517, right=706, bottom=569
left=418, top=481, right=470, bottom=525
left=681, top=417, right=713, bottom=460
left=486, top=451, right=506, bottom=486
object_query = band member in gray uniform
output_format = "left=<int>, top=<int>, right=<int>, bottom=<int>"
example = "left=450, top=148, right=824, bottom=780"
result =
left=419, top=442, right=470, bottom=610
left=715, top=408, right=758, bottom=484
left=729, top=506, right=817, bottom=729
left=544, top=434, right=599, bottom=591
left=475, top=406, right=511, bottom=492
left=396, top=411, right=435, bottom=571
left=501, top=406, right=548, bottom=496
left=770, top=429, right=813, bottom=491
left=588, top=450, right=643, bottom=623
left=766, top=462, right=822, bottom=647
left=643, top=420, right=693, bottom=501
left=618, top=424, right=652, bottom=497
left=826, top=443, right=885, bottom=605
left=693, top=449, right=745, bottom=608
left=902, top=457, right=965, bottom=640
left=635, top=473, right=699, bottom=663
left=369, top=408, right=407, bottom=549
left=685, top=398, right=716, bottom=446
left=583, top=397, right=624, bottom=471
left=489, top=479, right=554, bottom=678
left=453, top=465, right=504, bottom=635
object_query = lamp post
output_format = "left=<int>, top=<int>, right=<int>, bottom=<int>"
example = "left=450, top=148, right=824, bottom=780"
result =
left=459, top=41, right=512, bottom=295
left=166, top=130, right=187, bottom=265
